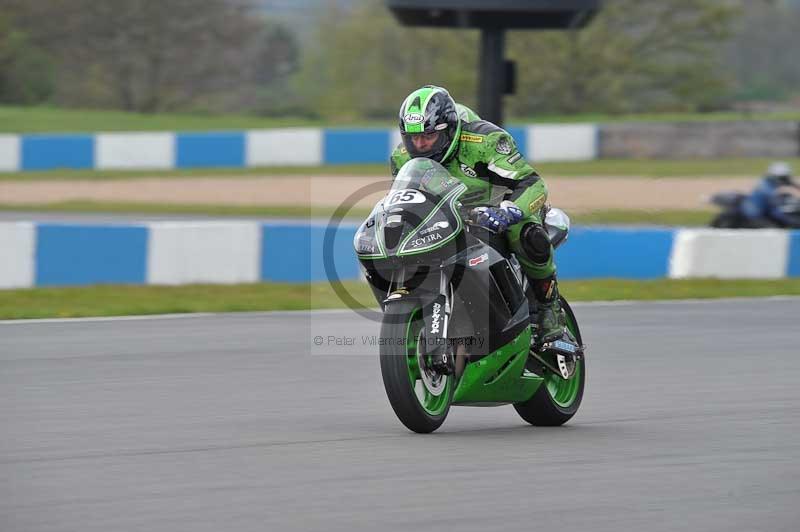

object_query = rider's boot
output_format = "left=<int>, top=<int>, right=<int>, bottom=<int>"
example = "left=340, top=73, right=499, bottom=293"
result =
left=531, top=275, right=566, bottom=343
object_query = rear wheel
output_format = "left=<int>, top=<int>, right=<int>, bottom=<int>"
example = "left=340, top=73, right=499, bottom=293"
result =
left=711, top=213, right=740, bottom=228
left=379, top=301, right=453, bottom=433
left=514, top=297, right=586, bottom=426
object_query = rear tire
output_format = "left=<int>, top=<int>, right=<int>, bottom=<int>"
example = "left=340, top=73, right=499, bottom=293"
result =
left=514, top=297, right=586, bottom=426
left=711, top=213, right=740, bottom=228
left=379, top=301, right=453, bottom=433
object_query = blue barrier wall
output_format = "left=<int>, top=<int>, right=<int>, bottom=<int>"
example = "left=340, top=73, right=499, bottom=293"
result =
left=22, top=135, right=94, bottom=171
left=323, top=130, right=390, bottom=164
left=261, top=223, right=360, bottom=282
left=557, top=228, right=675, bottom=279
left=35, top=224, right=148, bottom=286
left=788, top=232, right=800, bottom=277
left=176, top=132, right=245, bottom=168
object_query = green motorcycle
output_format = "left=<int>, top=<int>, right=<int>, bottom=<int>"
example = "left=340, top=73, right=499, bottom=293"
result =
left=354, top=158, right=585, bottom=433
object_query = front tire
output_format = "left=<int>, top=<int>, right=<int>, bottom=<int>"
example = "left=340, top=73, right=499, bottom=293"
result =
left=514, top=297, right=586, bottom=426
left=379, top=301, right=453, bottom=433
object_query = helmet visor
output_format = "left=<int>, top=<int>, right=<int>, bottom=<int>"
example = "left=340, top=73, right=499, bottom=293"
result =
left=401, top=129, right=451, bottom=161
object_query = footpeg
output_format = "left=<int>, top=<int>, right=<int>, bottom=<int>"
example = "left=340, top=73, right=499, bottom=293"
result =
left=532, top=332, right=584, bottom=380
left=542, top=338, right=581, bottom=357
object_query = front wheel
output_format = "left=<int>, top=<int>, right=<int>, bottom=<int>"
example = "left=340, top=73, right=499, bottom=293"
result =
left=514, top=297, right=586, bottom=426
left=379, top=301, right=454, bottom=433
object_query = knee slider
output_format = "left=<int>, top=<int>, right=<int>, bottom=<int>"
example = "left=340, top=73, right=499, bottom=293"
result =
left=521, top=223, right=552, bottom=264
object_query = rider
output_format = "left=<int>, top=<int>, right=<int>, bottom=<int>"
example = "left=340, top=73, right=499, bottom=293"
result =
left=390, top=85, right=565, bottom=342
left=742, top=162, right=797, bottom=227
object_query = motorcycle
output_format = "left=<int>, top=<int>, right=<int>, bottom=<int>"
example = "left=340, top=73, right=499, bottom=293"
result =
left=353, top=158, right=585, bottom=433
left=709, top=176, right=800, bottom=228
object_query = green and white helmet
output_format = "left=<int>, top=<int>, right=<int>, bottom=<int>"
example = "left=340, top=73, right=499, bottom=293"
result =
left=398, top=85, right=462, bottom=163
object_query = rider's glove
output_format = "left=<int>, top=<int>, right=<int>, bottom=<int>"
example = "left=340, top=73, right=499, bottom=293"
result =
left=471, top=201, right=524, bottom=233
left=500, top=200, right=524, bottom=224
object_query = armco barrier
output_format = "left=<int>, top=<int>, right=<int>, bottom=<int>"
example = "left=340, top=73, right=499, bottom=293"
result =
left=2, top=222, right=800, bottom=289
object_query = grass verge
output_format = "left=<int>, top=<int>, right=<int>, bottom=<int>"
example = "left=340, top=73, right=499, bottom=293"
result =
left=1, top=158, right=797, bottom=181
left=560, top=278, right=800, bottom=301
left=1, top=279, right=799, bottom=320
left=570, top=209, right=715, bottom=226
left=2, top=105, right=798, bottom=133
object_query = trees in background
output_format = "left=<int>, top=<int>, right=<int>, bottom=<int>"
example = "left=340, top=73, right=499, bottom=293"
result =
left=0, top=12, right=53, bottom=104
left=507, top=0, right=736, bottom=115
left=724, top=0, right=800, bottom=103
left=298, top=0, right=740, bottom=119
left=0, top=0, right=299, bottom=112
left=0, top=0, right=798, bottom=118
left=293, top=1, right=479, bottom=120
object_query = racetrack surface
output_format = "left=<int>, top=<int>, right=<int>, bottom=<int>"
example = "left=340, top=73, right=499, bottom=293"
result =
left=2, top=299, right=799, bottom=531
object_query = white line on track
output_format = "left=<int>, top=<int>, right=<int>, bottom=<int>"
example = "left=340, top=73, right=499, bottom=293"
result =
left=2, top=295, right=799, bottom=325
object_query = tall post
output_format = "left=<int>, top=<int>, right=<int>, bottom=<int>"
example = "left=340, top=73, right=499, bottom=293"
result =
left=478, top=27, right=506, bottom=126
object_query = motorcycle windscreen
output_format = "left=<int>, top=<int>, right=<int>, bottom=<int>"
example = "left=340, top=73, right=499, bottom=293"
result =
left=390, top=158, right=462, bottom=198
left=396, top=186, right=465, bottom=256
left=354, top=158, right=465, bottom=259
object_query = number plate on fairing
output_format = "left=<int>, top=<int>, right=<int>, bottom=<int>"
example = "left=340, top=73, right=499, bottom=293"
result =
left=386, top=189, right=426, bottom=206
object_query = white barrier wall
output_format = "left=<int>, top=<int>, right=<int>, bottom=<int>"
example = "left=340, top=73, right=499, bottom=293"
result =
left=0, top=222, right=35, bottom=288
left=146, top=222, right=261, bottom=285
left=527, top=124, right=598, bottom=162
left=96, top=132, right=175, bottom=170
left=0, top=135, right=20, bottom=172
left=669, top=229, right=790, bottom=279
left=246, top=128, right=323, bottom=166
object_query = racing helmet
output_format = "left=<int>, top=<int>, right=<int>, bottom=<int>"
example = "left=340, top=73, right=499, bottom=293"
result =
left=766, top=161, right=795, bottom=186
left=398, top=85, right=461, bottom=163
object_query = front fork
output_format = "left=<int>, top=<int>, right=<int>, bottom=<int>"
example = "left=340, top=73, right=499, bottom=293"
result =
left=420, top=267, right=454, bottom=374
left=382, top=267, right=462, bottom=377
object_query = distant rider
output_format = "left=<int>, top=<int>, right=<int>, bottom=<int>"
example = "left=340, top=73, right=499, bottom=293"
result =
left=390, top=85, right=565, bottom=342
left=742, top=162, right=798, bottom=227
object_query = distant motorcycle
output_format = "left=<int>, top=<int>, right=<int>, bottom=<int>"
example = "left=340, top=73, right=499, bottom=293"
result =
left=709, top=174, right=800, bottom=229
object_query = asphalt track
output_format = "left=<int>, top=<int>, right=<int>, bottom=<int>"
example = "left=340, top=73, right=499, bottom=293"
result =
left=1, top=298, right=799, bottom=532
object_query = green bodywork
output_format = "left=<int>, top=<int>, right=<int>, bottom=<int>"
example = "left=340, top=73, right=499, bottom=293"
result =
left=403, top=303, right=583, bottom=409
left=452, top=327, right=543, bottom=404
left=391, top=104, right=555, bottom=279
